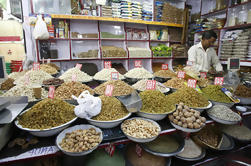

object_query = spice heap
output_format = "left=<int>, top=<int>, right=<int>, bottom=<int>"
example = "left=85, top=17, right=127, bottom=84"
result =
left=0, top=78, right=15, bottom=90
left=93, top=68, right=125, bottom=81
left=163, top=77, right=186, bottom=89
left=59, top=67, right=92, bottom=83
left=153, top=70, right=177, bottom=78
left=197, top=78, right=210, bottom=88
left=8, top=71, right=26, bottom=80
left=169, top=103, right=206, bottom=129
left=121, top=118, right=160, bottom=139
left=194, top=126, right=221, bottom=149
left=40, top=64, right=58, bottom=75
left=125, top=68, right=153, bottom=79
left=202, top=85, right=232, bottom=103
left=59, top=128, right=102, bottom=153
left=47, top=63, right=60, bottom=71
left=55, top=82, right=94, bottom=100
left=18, top=98, right=76, bottom=129
left=207, top=105, right=241, bottom=122
left=166, top=87, right=209, bottom=108
left=2, top=85, right=48, bottom=101
left=143, top=135, right=180, bottom=153
left=92, top=96, right=129, bottom=121
left=234, top=84, right=251, bottom=97
left=177, top=139, right=202, bottom=159
left=132, top=80, right=169, bottom=93
left=94, top=80, right=133, bottom=97
left=14, top=70, right=53, bottom=86
left=219, top=124, right=251, bottom=141
left=139, top=90, right=175, bottom=114
left=43, top=78, right=64, bottom=86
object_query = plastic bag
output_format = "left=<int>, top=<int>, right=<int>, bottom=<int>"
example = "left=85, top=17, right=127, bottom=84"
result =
left=72, top=90, right=102, bottom=119
left=33, top=15, right=49, bottom=40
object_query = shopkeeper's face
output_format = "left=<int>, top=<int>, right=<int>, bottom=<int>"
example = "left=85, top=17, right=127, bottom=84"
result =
left=205, top=37, right=216, bottom=48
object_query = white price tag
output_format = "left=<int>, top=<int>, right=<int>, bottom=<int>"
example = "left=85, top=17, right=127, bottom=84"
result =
left=187, top=79, right=197, bottom=88
left=33, top=62, right=40, bottom=71
left=104, top=61, right=112, bottom=69
left=200, top=72, right=207, bottom=79
left=214, top=77, right=224, bottom=85
left=75, top=63, right=82, bottom=70
left=111, top=72, right=119, bottom=80
left=134, top=60, right=142, bottom=68
left=186, top=61, right=193, bottom=66
left=48, top=86, right=55, bottom=99
left=162, top=64, right=168, bottom=70
left=146, top=80, right=156, bottom=90
left=105, top=85, right=114, bottom=96
left=177, top=71, right=186, bottom=79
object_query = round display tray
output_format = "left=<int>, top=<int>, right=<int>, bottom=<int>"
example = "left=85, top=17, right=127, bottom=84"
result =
left=136, top=108, right=175, bottom=121
left=15, top=109, right=78, bottom=137
left=175, top=148, right=206, bottom=161
left=170, top=121, right=205, bottom=133
left=141, top=133, right=185, bottom=157
left=210, top=100, right=235, bottom=108
left=86, top=113, right=132, bottom=129
left=236, top=96, right=251, bottom=105
left=207, top=112, right=241, bottom=125
left=218, top=134, right=235, bottom=151
left=56, top=124, right=103, bottom=156
left=190, top=101, right=213, bottom=113
left=121, top=117, right=161, bottom=143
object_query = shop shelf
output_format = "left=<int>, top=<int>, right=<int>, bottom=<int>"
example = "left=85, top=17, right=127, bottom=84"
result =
left=70, top=38, right=99, bottom=41
left=223, top=23, right=251, bottom=30
left=50, top=14, right=184, bottom=28
left=229, top=1, right=251, bottom=8
left=201, top=8, right=227, bottom=17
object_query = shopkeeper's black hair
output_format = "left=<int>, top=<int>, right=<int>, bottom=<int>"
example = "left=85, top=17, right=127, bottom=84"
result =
left=202, top=30, right=217, bottom=40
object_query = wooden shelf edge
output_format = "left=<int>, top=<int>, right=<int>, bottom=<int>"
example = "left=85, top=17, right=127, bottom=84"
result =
left=229, top=1, right=251, bottom=8
left=201, top=8, right=227, bottom=17
left=51, top=14, right=184, bottom=27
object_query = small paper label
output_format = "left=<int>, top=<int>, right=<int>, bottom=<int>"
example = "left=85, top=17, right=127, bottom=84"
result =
left=47, top=59, right=51, bottom=64
left=105, top=85, right=114, bottom=96
left=72, top=74, right=77, bottom=82
left=48, top=86, right=55, bottom=99
left=24, top=75, right=29, bottom=85
left=187, top=79, right=197, bottom=88
left=111, top=72, right=119, bottom=80
left=135, top=144, right=142, bottom=157
left=104, top=61, right=112, bottom=69
left=134, top=60, right=142, bottom=68
left=186, top=61, right=193, bottom=66
left=200, top=72, right=207, bottom=79
left=33, top=62, right=40, bottom=71
left=75, top=63, right=82, bottom=70
left=177, top=71, right=186, bottom=79
left=42, top=58, right=45, bottom=64
left=105, top=144, right=115, bottom=157
left=162, top=64, right=168, bottom=70
left=146, top=80, right=156, bottom=90
left=214, top=77, right=224, bottom=85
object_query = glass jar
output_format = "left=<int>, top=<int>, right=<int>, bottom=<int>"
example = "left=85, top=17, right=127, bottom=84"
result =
left=228, top=8, right=236, bottom=26
left=238, top=5, right=248, bottom=24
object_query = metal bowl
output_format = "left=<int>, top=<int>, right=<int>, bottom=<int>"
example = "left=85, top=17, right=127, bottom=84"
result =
left=170, top=121, right=205, bottom=133
left=15, top=109, right=78, bottom=137
left=175, top=146, right=206, bottom=161
left=136, top=107, right=175, bottom=121
left=210, top=100, right=235, bottom=108
left=154, top=76, right=171, bottom=83
left=56, top=124, right=103, bottom=156
left=190, top=101, right=213, bottom=113
left=207, top=112, right=242, bottom=125
left=86, top=113, right=132, bottom=129
left=141, top=132, right=185, bottom=157
left=121, top=117, right=161, bottom=143
left=236, top=96, right=251, bottom=105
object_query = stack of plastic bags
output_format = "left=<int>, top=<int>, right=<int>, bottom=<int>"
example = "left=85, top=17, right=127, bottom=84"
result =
left=112, top=1, right=121, bottom=18
left=142, top=2, right=153, bottom=21
left=131, top=2, right=142, bottom=20
left=102, top=6, right=113, bottom=17
left=121, top=0, right=132, bottom=19
left=154, top=1, right=163, bottom=22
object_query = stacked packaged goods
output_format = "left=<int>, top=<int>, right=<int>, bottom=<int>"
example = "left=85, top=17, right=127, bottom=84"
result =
left=142, top=2, right=153, bottom=21
left=121, top=0, right=132, bottom=19
left=112, top=1, right=121, bottom=18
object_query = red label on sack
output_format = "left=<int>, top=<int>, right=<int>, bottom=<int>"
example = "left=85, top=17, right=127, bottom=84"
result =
left=177, top=71, right=186, bottom=79
left=33, top=62, right=40, bottom=71
left=72, top=74, right=77, bottom=82
left=200, top=72, right=207, bottom=79
left=187, top=79, right=197, bottom=88
left=134, top=60, right=142, bottom=68
left=75, top=63, right=82, bottom=70
left=162, top=64, right=168, bottom=70
left=104, top=61, right=111, bottom=69
left=105, top=144, right=115, bottom=157
left=111, top=72, right=119, bottom=80
left=186, top=61, right=193, bottom=66
left=135, top=144, right=142, bottom=157
left=105, top=85, right=114, bottom=96
left=214, top=77, right=224, bottom=85
left=146, top=80, right=156, bottom=90
left=48, top=86, right=55, bottom=99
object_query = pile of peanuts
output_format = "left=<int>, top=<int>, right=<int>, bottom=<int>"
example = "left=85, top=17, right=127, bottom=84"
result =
left=121, top=119, right=160, bottom=139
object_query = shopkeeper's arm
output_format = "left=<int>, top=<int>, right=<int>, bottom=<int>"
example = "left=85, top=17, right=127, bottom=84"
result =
left=210, top=49, right=223, bottom=72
